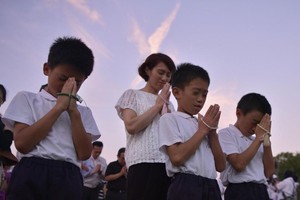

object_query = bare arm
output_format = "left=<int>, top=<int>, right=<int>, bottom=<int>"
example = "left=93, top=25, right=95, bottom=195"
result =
left=67, top=78, right=92, bottom=160
left=166, top=129, right=208, bottom=166
left=208, top=130, right=226, bottom=172
left=14, top=103, right=65, bottom=154
left=263, top=145, right=275, bottom=178
left=226, top=138, right=262, bottom=172
left=122, top=84, right=170, bottom=135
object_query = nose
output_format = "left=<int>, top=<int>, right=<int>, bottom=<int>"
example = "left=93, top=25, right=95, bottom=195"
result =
left=162, top=74, right=170, bottom=82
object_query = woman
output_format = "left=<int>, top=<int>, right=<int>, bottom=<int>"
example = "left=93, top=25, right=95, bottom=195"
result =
left=115, top=53, right=176, bottom=200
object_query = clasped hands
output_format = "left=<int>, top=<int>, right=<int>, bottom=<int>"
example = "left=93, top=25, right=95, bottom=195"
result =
left=198, top=104, right=221, bottom=134
left=255, top=114, right=272, bottom=147
left=158, top=83, right=171, bottom=115
left=56, top=77, right=81, bottom=111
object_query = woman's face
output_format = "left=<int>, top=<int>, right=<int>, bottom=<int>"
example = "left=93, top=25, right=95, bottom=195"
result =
left=146, top=62, right=172, bottom=92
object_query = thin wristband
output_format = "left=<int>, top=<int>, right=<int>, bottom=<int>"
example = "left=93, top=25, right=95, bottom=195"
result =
left=200, top=117, right=218, bottom=130
left=158, top=94, right=169, bottom=105
left=257, top=124, right=270, bottom=134
left=57, top=92, right=83, bottom=103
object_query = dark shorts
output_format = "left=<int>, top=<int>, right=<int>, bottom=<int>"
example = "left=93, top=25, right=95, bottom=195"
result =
left=167, top=173, right=222, bottom=200
left=106, top=189, right=126, bottom=200
left=224, top=182, right=269, bottom=200
left=7, top=157, right=83, bottom=200
left=127, top=163, right=171, bottom=200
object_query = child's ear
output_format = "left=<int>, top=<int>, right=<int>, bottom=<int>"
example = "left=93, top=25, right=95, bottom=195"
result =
left=236, top=108, right=242, bottom=118
left=172, top=87, right=180, bottom=100
left=43, top=63, right=50, bottom=76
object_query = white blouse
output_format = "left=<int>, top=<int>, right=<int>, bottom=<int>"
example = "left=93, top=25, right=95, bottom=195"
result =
left=115, top=89, right=174, bottom=168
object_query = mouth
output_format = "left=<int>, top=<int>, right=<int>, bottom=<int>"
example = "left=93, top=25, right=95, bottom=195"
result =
left=194, top=105, right=202, bottom=110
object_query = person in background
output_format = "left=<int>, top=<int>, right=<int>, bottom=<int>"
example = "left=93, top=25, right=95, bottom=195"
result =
left=219, top=93, right=275, bottom=200
left=276, top=170, right=297, bottom=200
left=158, top=63, right=225, bottom=200
left=2, top=37, right=100, bottom=200
left=105, top=147, right=127, bottom=200
left=267, top=174, right=279, bottom=200
left=115, top=53, right=176, bottom=200
left=81, top=141, right=107, bottom=200
left=0, top=84, right=18, bottom=200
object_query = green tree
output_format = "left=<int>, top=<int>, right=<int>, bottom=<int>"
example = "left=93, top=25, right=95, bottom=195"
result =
left=275, top=152, right=300, bottom=181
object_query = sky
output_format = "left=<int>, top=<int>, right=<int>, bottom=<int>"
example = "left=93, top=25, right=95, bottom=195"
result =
left=0, top=0, right=299, bottom=163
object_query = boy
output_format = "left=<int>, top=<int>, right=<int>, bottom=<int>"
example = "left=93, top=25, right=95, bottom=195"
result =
left=2, top=36, right=100, bottom=200
left=158, top=63, right=225, bottom=200
left=219, top=93, right=275, bottom=200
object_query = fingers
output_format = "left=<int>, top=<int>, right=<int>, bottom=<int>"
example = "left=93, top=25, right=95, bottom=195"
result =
left=259, top=114, right=271, bottom=132
left=205, top=104, right=221, bottom=120
left=198, top=104, right=221, bottom=132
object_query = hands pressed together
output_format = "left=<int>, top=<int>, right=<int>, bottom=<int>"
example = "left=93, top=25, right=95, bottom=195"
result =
left=198, top=104, right=221, bottom=134
left=56, top=77, right=79, bottom=113
left=255, top=114, right=272, bottom=147
left=157, top=83, right=171, bottom=114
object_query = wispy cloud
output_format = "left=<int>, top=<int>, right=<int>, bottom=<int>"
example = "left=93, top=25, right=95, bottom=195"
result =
left=129, top=2, right=181, bottom=88
left=66, top=0, right=104, bottom=25
left=148, top=3, right=180, bottom=53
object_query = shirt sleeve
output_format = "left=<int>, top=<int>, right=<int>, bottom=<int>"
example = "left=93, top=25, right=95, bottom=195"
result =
left=218, top=128, right=239, bottom=155
left=2, top=91, right=35, bottom=130
left=158, top=113, right=182, bottom=154
left=80, top=106, right=101, bottom=141
left=115, top=89, right=137, bottom=120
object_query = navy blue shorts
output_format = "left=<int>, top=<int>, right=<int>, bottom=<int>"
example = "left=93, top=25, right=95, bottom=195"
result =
left=127, top=163, right=171, bottom=200
left=167, top=173, right=222, bottom=200
left=225, top=182, right=269, bottom=200
left=7, top=157, right=83, bottom=200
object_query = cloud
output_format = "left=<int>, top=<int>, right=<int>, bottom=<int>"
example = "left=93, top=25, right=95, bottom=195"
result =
left=130, top=21, right=150, bottom=56
left=148, top=3, right=180, bottom=53
left=66, top=0, right=104, bottom=25
left=129, top=2, right=181, bottom=88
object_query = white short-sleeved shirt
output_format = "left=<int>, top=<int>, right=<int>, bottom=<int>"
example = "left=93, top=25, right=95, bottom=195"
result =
left=277, top=177, right=296, bottom=197
left=2, top=90, right=100, bottom=167
left=82, top=156, right=107, bottom=188
left=158, top=111, right=217, bottom=179
left=219, top=125, right=266, bottom=185
left=115, top=89, right=174, bottom=169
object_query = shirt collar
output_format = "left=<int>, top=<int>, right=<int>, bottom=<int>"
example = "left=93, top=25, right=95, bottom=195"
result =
left=173, top=111, right=196, bottom=119
left=229, top=124, right=255, bottom=141
left=39, top=89, right=57, bottom=102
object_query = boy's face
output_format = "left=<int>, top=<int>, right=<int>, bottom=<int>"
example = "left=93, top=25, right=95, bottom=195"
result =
left=235, top=109, right=264, bottom=136
left=43, top=63, right=86, bottom=97
left=173, top=78, right=209, bottom=115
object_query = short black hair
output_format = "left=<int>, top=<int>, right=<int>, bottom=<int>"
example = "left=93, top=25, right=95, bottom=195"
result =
left=237, top=93, right=272, bottom=115
left=0, top=84, right=7, bottom=102
left=171, top=63, right=210, bottom=89
left=117, top=147, right=125, bottom=157
left=47, top=36, right=94, bottom=77
left=138, top=53, right=176, bottom=81
left=92, top=141, right=103, bottom=148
